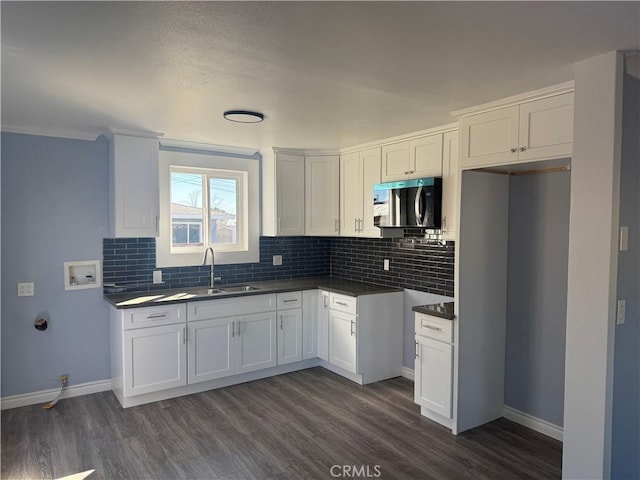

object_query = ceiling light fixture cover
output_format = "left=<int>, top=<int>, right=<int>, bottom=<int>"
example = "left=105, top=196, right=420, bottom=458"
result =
left=223, top=110, right=264, bottom=123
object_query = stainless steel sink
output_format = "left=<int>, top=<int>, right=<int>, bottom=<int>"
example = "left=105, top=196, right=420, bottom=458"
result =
left=185, top=287, right=224, bottom=296
left=219, top=285, right=259, bottom=293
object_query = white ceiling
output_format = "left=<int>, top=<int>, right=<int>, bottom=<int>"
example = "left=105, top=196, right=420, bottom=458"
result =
left=2, top=1, right=639, bottom=150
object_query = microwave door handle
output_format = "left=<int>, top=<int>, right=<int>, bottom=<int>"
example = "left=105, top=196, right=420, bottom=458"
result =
left=414, top=186, right=424, bottom=226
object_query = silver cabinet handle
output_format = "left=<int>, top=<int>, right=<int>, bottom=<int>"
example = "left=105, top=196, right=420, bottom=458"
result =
left=350, top=320, right=355, bottom=336
left=237, top=320, right=241, bottom=336
left=510, top=148, right=517, bottom=153
left=336, top=301, right=349, bottom=307
left=283, top=299, right=297, bottom=303
left=280, top=314, right=283, bottom=330
left=442, top=216, right=447, bottom=233
left=415, top=341, right=419, bottom=359
left=354, top=218, right=358, bottom=232
left=520, top=146, right=527, bottom=152
left=155, top=215, right=159, bottom=236
left=323, top=295, right=328, bottom=309
left=424, top=324, right=442, bottom=332
left=182, top=327, right=186, bottom=345
left=357, top=218, right=363, bottom=232
left=232, top=320, right=235, bottom=338
left=147, top=313, right=167, bottom=319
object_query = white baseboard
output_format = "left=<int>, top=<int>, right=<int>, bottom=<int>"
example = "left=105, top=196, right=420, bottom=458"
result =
left=1, top=379, right=112, bottom=410
left=503, top=405, right=563, bottom=442
left=401, top=366, right=415, bottom=381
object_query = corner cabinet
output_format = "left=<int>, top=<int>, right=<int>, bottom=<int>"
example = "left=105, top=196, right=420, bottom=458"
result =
left=108, top=132, right=160, bottom=238
left=340, top=147, right=381, bottom=237
left=305, top=155, right=340, bottom=236
left=460, top=92, right=574, bottom=169
left=262, top=149, right=305, bottom=236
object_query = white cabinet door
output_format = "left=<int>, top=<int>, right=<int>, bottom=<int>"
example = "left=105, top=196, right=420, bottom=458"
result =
left=381, top=141, right=411, bottom=182
left=305, top=155, right=340, bottom=236
left=188, top=318, right=235, bottom=384
left=414, top=335, right=453, bottom=418
left=518, top=92, right=574, bottom=162
left=329, top=310, right=357, bottom=374
left=302, top=290, right=318, bottom=360
left=340, top=152, right=362, bottom=236
left=441, top=130, right=459, bottom=241
left=317, top=290, right=330, bottom=361
left=276, top=153, right=305, bottom=235
left=460, top=106, right=519, bottom=169
left=109, top=134, right=159, bottom=238
left=124, top=323, right=186, bottom=396
left=235, top=312, right=277, bottom=374
left=410, top=134, right=443, bottom=178
left=360, top=147, right=382, bottom=237
left=277, top=308, right=303, bottom=365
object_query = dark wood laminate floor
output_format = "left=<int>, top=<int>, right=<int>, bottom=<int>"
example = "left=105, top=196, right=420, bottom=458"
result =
left=1, top=368, right=562, bottom=480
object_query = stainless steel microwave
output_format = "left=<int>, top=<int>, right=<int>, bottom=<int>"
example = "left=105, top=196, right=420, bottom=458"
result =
left=373, top=177, right=442, bottom=228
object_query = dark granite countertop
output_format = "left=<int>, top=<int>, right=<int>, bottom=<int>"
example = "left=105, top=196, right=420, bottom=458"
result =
left=104, top=276, right=403, bottom=309
left=412, top=302, right=455, bottom=320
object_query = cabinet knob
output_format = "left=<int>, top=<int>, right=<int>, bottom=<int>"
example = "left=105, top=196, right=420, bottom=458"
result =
left=510, top=148, right=517, bottom=153
left=520, top=146, right=527, bottom=152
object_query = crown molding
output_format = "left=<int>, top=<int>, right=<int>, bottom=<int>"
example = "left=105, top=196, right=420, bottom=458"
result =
left=104, top=128, right=164, bottom=139
left=451, top=80, right=575, bottom=118
left=1, top=124, right=101, bottom=141
left=339, top=122, right=459, bottom=154
left=271, top=147, right=340, bottom=156
left=160, top=138, right=259, bottom=156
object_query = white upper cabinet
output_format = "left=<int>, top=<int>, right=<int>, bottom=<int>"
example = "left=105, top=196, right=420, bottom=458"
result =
left=305, top=155, right=340, bottom=236
left=460, top=92, right=574, bottom=169
left=381, top=134, right=443, bottom=182
left=518, top=93, right=574, bottom=162
left=340, top=147, right=381, bottom=238
left=441, top=130, right=459, bottom=241
left=262, top=150, right=305, bottom=236
left=108, top=133, right=160, bottom=238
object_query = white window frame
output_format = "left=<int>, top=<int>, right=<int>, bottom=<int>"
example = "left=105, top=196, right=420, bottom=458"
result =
left=157, top=150, right=259, bottom=267
left=171, top=221, right=203, bottom=247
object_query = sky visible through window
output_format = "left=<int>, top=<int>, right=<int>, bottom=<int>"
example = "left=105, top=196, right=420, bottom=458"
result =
left=171, top=172, right=236, bottom=214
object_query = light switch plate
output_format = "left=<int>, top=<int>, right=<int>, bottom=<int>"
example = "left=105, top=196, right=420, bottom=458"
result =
left=153, top=270, right=163, bottom=284
left=273, top=255, right=283, bottom=266
left=383, top=259, right=390, bottom=271
left=18, top=282, right=34, bottom=297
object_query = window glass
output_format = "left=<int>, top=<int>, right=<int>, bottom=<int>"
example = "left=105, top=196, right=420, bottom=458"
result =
left=209, top=178, right=237, bottom=246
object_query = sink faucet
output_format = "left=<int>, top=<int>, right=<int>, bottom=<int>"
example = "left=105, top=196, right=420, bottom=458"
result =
left=202, top=247, right=220, bottom=289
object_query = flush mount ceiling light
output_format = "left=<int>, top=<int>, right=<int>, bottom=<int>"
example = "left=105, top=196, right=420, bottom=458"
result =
left=223, top=110, right=264, bottom=123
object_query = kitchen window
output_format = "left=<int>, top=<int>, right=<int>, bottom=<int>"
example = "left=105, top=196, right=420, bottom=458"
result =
left=157, top=149, right=259, bottom=267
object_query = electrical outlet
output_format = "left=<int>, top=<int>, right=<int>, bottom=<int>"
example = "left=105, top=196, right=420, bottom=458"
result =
left=18, top=282, right=34, bottom=297
left=383, top=259, right=390, bottom=271
left=617, top=299, right=626, bottom=325
left=153, top=270, right=163, bottom=284
left=273, top=255, right=283, bottom=266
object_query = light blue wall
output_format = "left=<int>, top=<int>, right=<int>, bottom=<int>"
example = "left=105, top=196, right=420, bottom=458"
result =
left=504, top=171, right=570, bottom=427
left=1, top=132, right=111, bottom=396
left=611, top=73, right=640, bottom=480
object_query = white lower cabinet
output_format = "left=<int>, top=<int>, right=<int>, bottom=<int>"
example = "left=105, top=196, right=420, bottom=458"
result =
left=188, top=318, right=235, bottom=383
left=328, top=309, right=357, bottom=373
left=317, top=290, right=330, bottom=361
left=324, top=291, right=403, bottom=384
left=277, top=308, right=302, bottom=365
left=414, top=335, right=453, bottom=418
left=414, top=312, right=454, bottom=424
left=236, top=312, right=278, bottom=374
left=302, top=290, right=318, bottom=359
left=124, top=323, right=187, bottom=396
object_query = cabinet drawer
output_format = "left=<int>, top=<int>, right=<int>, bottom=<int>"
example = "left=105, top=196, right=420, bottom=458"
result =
left=415, top=313, right=453, bottom=343
left=277, top=291, right=302, bottom=310
left=124, top=304, right=186, bottom=330
left=188, top=294, right=277, bottom=321
left=329, top=292, right=357, bottom=315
